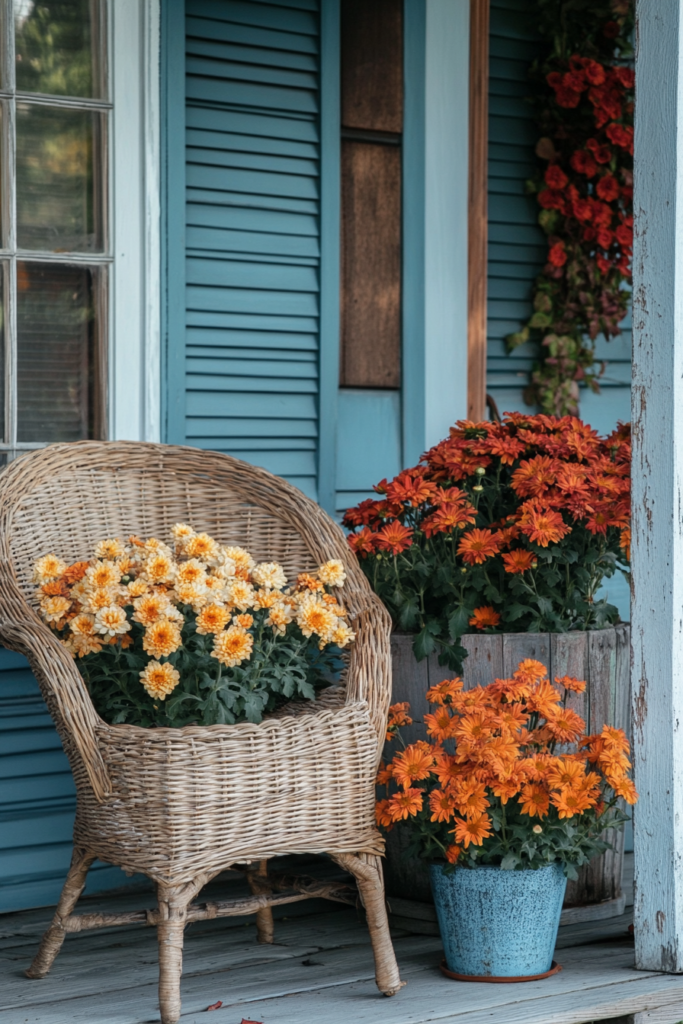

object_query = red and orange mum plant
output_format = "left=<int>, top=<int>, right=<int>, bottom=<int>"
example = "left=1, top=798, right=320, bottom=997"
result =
left=377, top=659, right=636, bottom=875
left=344, top=413, right=630, bottom=670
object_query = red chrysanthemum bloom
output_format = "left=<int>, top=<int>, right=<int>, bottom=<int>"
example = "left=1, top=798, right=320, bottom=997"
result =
left=375, top=521, right=414, bottom=555
left=548, top=242, right=567, bottom=268
left=544, top=164, right=569, bottom=190
left=596, top=175, right=620, bottom=202
left=570, top=150, right=597, bottom=178
left=457, top=529, right=501, bottom=565
left=469, top=606, right=501, bottom=630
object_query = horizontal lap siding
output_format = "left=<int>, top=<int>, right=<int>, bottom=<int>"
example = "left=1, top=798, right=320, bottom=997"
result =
left=487, top=0, right=631, bottom=429
left=184, top=0, right=321, bottom=499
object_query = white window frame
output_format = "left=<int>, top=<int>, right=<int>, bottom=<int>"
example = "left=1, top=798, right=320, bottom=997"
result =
left=110, top=0, right=160, bottom=443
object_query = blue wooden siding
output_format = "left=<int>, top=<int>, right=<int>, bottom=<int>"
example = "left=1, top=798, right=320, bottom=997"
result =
left=486, top=0, right=632, bottom=434
left=166, top=0, right=323, bottom=501
left=0, top=651, right=136, bottom=912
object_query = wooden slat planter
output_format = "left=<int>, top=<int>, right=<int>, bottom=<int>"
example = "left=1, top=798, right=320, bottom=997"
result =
left=385, top=626, right=631, bottom=923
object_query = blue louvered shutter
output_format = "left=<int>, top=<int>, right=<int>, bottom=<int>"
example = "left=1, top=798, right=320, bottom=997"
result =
left=177, top=0, right=321, bottom=500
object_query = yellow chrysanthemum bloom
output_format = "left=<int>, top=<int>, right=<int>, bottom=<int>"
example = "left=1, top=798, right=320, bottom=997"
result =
left=143, top=619, right=182, bottom=659
left=225, top=579, right=256, bottom=611
left=82, top=587, right=118, bottom=613
left=94, top=538, right=126, bottom=560
left=33, top=554, right=67, bottom=583
left=143, top=552, right=176, bottom=585
left=176, top=558, right=207, bottom=588
left=317, top=559, right=346, bottom=588
left=85, top=561, right=122, bottom=590
left=296, top=595, right=337, bottom=642
left=214, top=555, right=237, bottom=579
left=70, top=613, right=96, bottom=636
left=172, top=522, right=195, bottom=543
left=185, top=532, right=221, bottom=564
left=211, top=625, right=254, bottom=667
left=195, top=603, right=231, bottom=635
left=331, top=622, right=356, bottom=648
left=223, top=546, right=255, bottom=572
left=204, top=575, right=226, bottom=596
left=116, top=556, right=138, bottom=577
left=66, top=633, right=104, bottom=658
left=140, top=660, right=181, bottom=700
left=254, top=589, right=281, bottom=610
left=233, top=613, right=254, bottom=629
left=175, top=581, right=208, bottom=610
left=133, top=593, right=172, bottom=626
left=127, top=578, right=149, bottom=599
left=94, top=605, right=131, bottom=638
left=40, top=595, right=71, bottom=623
left=252, top=562, right=287, bottom=591
left=266, top=604, right=293, bottom=635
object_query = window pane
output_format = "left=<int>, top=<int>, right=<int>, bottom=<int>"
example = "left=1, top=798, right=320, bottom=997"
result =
left=17, top=262, right=103, bottom=443
left=16, top=103, right=104, bottom=252
left=14, top=0, right=103, bottom=99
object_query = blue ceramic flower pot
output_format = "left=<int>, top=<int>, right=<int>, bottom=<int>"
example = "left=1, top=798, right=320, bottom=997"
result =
left=430, top=861, right=567, bottom=978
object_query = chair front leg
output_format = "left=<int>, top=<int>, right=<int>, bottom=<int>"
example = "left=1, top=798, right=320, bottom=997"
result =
left=26, top=846, right=95, bottom=979
left=156, top=883, right=190, bottom=1024
left=331, top=852, right=404, bottom=996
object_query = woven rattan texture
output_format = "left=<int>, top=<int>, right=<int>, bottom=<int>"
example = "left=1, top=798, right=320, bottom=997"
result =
left=0, top=442, right=392, bottom=877
left=0, top=442, right=402, bottom=1020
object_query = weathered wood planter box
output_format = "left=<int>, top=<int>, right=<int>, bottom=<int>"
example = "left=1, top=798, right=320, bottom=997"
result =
left=385, top=625, right=630, bottom=929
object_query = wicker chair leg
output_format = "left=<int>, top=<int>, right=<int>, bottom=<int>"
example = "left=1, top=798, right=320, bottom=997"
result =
left=248, top=859, right=274, bottom=944
left=156, top=884, right=191, bottom=1024
left=332, top=853, right=404, bottom=997
left=25, top=846, right=95, bottom=979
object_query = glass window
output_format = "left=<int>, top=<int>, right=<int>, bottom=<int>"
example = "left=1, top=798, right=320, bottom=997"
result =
left=0, top=0, right=109, bottom=459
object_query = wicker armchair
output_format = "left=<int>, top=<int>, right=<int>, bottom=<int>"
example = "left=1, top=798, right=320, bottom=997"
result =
left=0, top=442, right=402, bottom=1023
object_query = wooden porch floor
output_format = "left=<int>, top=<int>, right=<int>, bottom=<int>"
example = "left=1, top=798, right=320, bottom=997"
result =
left=2, top=854, right=683, bottom=1024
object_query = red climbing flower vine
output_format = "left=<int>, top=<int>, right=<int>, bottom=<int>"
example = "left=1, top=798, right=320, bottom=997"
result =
left=507, top=1, right=634, bottom=416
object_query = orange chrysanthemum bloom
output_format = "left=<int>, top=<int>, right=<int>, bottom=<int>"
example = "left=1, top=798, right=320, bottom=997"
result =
left=387, top=787, right=423, bottom=821
left=457, top=528, right=501, bottom=565
left=452, top=813, right=493, bottom=848
left=519, top=783, right=550, bottom=818
left=376, top=762, right=393, bottom=786
left=375, top=798, right=395, bottom=828
left=611, top=775, right=638, bottom=805
left=386, top=701, right=412, bottom=741
left=429, top=787, right=458, bottom=823
left=40, top=595, right=71, bottom=623
left=61, top=560, right=90, bottom=585
left=555, top=674, right=586, bottom=694
left=501, top=549, right=535, bottom=574
left=515, top=659, right=548, bottom=686
left=424, top=708, right=455, bottom=742
left=620, top=525, right=631, bottom=560
left=551, top=785, right=598, bottom=819
left=546, top=706, right=586, bottom=744
left=143, top=619, right=182, bottom=659
left=526, top=679, right=563, bottom=717
left=453, top=780, right=489, bottom=819
left=133, top=593, right=172, bottom=627
left=546, top=757, right=585, bottom=790
left=40, top=580, right=69, bottom=597
left=392, top=743, right=436, bottom=790
left=469, top=606, right=501, bottom=630
left=444, top=844, right=463, bottom=864
left=86, top=561, right=122, bottom=590
left=426, top=678, right=464, bottom=705
left=139, top=660, right=181, bottom=701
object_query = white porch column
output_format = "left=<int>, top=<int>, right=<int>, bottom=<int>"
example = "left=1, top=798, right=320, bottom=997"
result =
left=632, top=0, right=683, bottom=972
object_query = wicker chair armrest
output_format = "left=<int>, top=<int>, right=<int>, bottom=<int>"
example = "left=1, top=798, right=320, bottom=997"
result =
left=344, top=590, right=393, bottom=750
left=0, top=617, right=111, bottom=802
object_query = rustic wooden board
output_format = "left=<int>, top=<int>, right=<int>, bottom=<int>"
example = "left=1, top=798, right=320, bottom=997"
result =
left=340, top=139, right=401, bottom=388
left=502, top=632, right=551, bottom=676
left=340, top=0, right=403, bottom=133
left=461, top=634, right=503, bottom=687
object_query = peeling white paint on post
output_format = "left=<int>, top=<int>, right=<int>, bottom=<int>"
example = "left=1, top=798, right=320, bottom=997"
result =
left=632, top=0, right=683, bottom=973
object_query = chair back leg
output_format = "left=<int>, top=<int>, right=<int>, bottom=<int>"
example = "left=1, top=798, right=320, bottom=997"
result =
left=331, top=853, right=404, bottom=996
left=247, top=859, right=274, bottom=944
left=25, top=846, right=95, bottom=979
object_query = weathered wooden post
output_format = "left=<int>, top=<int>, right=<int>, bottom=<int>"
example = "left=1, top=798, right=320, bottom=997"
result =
left=632, top=0, right=683, bottom=973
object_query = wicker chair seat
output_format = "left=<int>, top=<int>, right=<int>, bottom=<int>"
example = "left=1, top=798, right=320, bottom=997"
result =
left=0, top=442, right=402, bottom=1023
